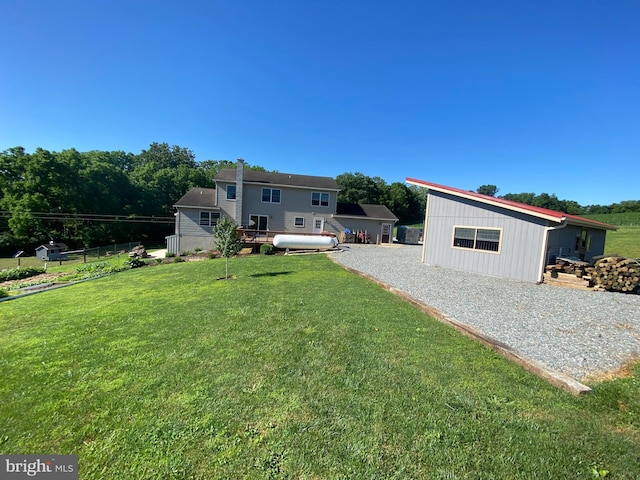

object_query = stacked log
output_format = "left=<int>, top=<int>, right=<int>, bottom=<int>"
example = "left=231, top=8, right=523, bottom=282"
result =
left=587, top=256, right=640, bottom=293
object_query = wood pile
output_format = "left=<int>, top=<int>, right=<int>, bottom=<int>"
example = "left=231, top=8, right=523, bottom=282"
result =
left=545, top=255, right=640, bottom=293
left=547, top=257, right=590, bottom=278
left=586, top=256, right=640, bottom=293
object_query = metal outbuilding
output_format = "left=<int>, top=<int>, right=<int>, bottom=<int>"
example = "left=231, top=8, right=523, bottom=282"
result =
left=406, top=178, right=617, bottom=283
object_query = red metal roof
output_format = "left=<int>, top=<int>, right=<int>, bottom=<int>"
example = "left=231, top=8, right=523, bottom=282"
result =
left=406, top=178, right=617, bottom=230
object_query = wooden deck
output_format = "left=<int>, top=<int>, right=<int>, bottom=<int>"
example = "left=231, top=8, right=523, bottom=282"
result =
left=238, top=229, right=279, bottom=245
left=239, top=229, right=329, bottom=245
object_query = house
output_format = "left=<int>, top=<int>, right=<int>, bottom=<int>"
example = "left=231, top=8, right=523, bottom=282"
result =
left=35, top=242, right=69, bottom=261
left=166, top=159, right=398, bottom=254
left=406, top=178, right=617, bottom=283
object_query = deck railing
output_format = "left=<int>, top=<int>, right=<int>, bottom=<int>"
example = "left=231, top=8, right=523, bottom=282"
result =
left=237, top=229, right=326, bottom=244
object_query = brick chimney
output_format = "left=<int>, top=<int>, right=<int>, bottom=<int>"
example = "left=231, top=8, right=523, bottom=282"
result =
left=235, top=158, right=244, bottom=225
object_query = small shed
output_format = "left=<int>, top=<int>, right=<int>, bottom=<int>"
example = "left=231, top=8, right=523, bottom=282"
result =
left=35, top=242, right=69, bottom=261
left=397, top=226, right=423, bottom=244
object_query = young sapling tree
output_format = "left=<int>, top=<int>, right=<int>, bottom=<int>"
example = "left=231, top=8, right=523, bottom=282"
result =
left=212, top=215, right=242, bottom=279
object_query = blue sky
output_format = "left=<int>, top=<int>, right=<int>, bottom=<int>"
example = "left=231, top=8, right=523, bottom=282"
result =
left=1, top=0, right=638, bottom=206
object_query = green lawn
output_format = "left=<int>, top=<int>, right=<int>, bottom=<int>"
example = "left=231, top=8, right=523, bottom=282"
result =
left=604, top=225, right=640, bottom=259
left=1, top=255, right=639, bottom=478
left=585, top=212, right=640, bottom=259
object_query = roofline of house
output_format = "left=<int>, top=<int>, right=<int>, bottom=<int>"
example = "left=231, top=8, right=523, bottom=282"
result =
left=215, top=177, right=340, bottom=192
left=332, top=213, right=398, bottom=222
left=406, top=177, right=617, bottom=231
left=173, top=204, right=220, bottom=209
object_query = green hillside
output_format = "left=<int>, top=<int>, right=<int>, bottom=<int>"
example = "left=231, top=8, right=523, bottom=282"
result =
left=584, top=212, right=640, bottom=258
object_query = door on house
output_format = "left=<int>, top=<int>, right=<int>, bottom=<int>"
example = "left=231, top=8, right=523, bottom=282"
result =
left=313, top=217, right=324, bottom=234
left=250, top=214, right=268, bottom=231
left=381, top=223, right=392, bottom=243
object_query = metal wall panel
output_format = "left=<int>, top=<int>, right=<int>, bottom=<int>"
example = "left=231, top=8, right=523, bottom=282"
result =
left=423, top=192, right=548, bottom=282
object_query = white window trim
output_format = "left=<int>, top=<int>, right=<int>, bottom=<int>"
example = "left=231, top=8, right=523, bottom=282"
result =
left=311, top=191, right=330, bottom=207
left=294, top=217, right=305, bottom=228
left=451, top=225, right=503, bottom=254
left=199, top=211, right=220, bottom=227
left=261, top=188, right=281, bottom=204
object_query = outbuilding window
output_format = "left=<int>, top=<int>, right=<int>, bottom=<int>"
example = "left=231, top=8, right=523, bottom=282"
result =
left=453, top=226, right=501, bottom=253
left=294, top=217, right=305, bottom=227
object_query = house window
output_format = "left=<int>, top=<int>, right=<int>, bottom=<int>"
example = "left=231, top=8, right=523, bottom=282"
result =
left=262, top=188, right=281, bottom=203
left=226, top=185, right=236, bottom=200
left=453, top=226, right=501, bottom=253
left=294, top=217, right=305, bottom=227
left=311, top=192, right=329, bottom=207
left=199, top=211, right=220, bottom=227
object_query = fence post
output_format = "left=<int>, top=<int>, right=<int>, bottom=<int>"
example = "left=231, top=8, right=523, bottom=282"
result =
left=83, top=249, right=87, bottom=263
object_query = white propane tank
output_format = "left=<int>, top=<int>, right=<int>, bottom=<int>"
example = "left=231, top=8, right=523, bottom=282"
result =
left=272, top=234, right=338, bottom=250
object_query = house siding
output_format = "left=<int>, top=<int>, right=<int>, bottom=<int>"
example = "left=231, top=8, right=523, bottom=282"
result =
left=547, top=225, right=607, bottom=263
left=219, top=182, right=337, bottom=232
left=174, top=208, right=218, bottom=253
left=216, top=182, right=238, bottom=223
left=423, top=192, right=548, bottom=282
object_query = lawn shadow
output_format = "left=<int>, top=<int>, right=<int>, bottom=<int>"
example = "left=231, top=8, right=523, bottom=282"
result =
left=249, top=271, right=294, bottom=278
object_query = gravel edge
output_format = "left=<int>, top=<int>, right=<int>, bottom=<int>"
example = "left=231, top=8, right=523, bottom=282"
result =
left=330, top=244, right=640, bottom=383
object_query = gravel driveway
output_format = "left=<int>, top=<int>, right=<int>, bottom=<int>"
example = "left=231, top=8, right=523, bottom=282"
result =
left=330, top=243, right=640, bottom=383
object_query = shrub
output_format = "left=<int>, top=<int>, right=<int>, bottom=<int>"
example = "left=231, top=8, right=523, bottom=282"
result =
left=173, top=256, right=185, bottom=263
left=194, top=248, right=202, bottom=253
left=166, top=252, right=176, bottom=258
left=180, top=250, right=192, bottom=257
left=0, top=289, right=8, bottom=298
left=0, top=267, right=45, bottom=282
left=126, top=258, right=147, bottom=269
left=260, top=244, right=275, bottom=255
left=207, top=252, right=217, bottom=259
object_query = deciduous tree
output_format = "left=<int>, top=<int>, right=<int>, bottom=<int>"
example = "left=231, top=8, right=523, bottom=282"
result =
left=212, top=215, right=242, bottom=280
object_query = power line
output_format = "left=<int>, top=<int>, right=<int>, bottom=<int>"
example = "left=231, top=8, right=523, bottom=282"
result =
left=0, top=211, right=175, bottom=224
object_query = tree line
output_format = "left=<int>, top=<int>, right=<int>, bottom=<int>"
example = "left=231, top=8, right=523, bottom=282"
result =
left=0, top=144, right=428, bottom=255
left=0, top=143, right=266, bottom=255
left=475, top=184, right=640, bottom=215
left=0, top=144, right=635, bottom=256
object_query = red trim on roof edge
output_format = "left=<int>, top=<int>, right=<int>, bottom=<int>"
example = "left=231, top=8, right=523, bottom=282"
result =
left=406, top=177, right=617, bottom=230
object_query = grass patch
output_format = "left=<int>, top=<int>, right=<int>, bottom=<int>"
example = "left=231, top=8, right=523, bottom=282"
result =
left=584, top=212, right=640, bottom=258
left=584, top=212, right=640, bottom=227
left=603, top=226, right=640, bottom=259
left=1, top=255, right=639, bottom=478
left=0, top=254, right=128, bottom=272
